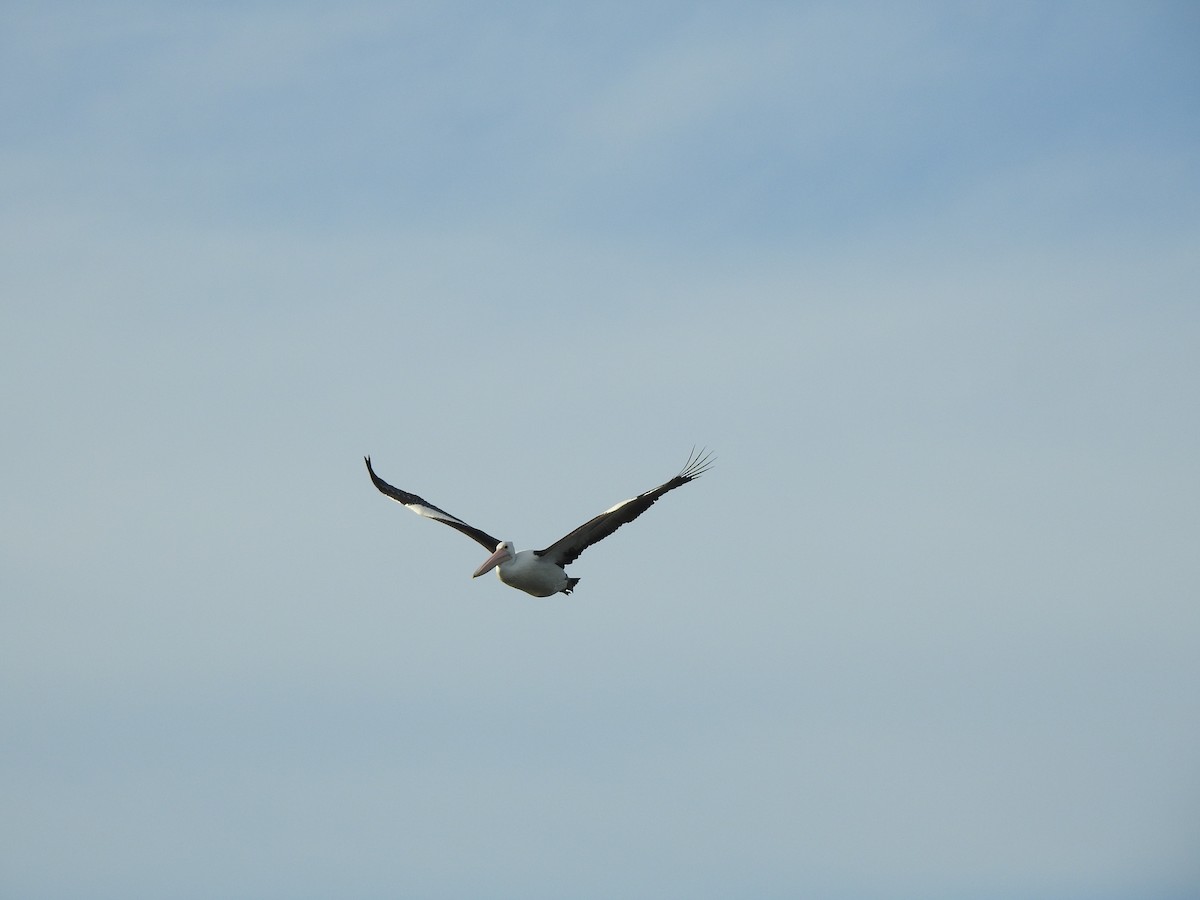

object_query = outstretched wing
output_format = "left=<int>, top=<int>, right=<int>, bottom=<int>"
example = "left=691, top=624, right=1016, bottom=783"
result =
left=364, top=456, right=502, bottom=552
left=536, top=448, right=714, bottom=567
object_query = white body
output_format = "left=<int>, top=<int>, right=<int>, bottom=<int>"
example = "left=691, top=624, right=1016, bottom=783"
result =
left=473, top=542, right=569, bottom=598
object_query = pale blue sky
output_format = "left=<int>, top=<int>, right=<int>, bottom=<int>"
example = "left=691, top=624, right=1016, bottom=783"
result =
left=3, top=3, right=1198, bottom=898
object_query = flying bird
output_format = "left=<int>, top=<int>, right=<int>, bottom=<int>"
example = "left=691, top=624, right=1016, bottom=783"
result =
left=364, top=449, right=714, bottom=597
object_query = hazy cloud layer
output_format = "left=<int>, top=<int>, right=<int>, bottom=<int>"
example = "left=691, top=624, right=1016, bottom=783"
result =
left=3, top=3, right=1198, bottom=898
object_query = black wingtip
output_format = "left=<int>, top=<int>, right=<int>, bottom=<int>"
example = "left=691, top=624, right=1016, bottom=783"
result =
left=679, top=446, right=715, bottom=481
left=364, top=455, right=387, bottom=490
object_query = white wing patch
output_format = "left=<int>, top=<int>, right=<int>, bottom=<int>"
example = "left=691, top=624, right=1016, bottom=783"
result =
left=603, top=497, right=636, bottom=514
left=408, top=503, right=469, bottom=527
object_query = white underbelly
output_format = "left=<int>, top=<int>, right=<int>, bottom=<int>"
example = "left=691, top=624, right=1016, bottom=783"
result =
left=497, top=552, right=567, bottom=597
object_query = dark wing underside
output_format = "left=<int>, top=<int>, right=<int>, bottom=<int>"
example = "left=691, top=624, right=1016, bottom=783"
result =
left=535, top=447, right=714, bottom=567
left=364, top=456, right=502, bottom=552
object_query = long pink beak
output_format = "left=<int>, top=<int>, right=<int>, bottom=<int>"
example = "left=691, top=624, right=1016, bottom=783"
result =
left=472, top=545, right=511, bottom=578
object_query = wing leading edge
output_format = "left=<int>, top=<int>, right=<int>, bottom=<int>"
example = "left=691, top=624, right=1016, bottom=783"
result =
left=364, top=456, right=502, bottom=552
left=535, top=447, right=714, bottom=567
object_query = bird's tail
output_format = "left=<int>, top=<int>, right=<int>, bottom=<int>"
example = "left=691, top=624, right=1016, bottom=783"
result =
left=561, top=577, right=581, bottom=595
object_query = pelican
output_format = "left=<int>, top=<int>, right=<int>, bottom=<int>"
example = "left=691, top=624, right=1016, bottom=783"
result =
left=364, top=449, right=713, bottom=596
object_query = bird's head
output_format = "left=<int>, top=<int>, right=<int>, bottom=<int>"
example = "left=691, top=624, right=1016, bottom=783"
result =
left=472, top=540, right=514, bottom=578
